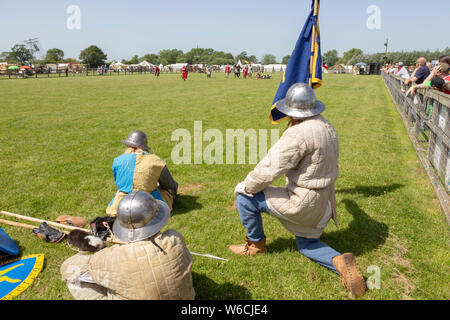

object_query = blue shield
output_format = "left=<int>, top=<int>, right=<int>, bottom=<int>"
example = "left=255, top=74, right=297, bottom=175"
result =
left=0, top=254, right=45, bottom=300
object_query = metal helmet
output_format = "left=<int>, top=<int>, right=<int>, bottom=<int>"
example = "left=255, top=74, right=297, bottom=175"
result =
left=112, top=191, right=170, bottom=242
left=275, top=83, right=325, bottom=119
left=121, top=130, right=151, bottom=151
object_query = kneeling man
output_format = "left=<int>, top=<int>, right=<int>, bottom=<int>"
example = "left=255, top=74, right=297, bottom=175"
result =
left=230, top=83, right=366, bottom=298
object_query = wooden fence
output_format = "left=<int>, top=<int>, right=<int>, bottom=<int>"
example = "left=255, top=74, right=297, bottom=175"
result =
left=382, top=72, right=449, bottom=222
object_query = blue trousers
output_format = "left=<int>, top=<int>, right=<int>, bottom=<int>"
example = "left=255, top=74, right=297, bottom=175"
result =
left=236, top=192, right=340, bottom=273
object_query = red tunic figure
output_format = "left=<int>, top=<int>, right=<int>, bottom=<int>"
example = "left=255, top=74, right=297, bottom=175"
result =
left=225, top=65, right=231, bottom=78
left=243, top=65, right=249, bottom=78
left=154, top=66, right=160, bottom=78
left=181, top=66, right=188, bottom=80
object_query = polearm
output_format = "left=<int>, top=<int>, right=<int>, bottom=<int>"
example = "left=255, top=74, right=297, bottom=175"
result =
left=0, top=210, right=87, bottom=232
left=0, top=210, right=228, bottom=261
left=308, top=0, right=320, bottom=87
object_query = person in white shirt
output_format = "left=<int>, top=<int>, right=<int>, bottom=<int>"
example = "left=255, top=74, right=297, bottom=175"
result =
left=395, top=62, right=409, bottom=79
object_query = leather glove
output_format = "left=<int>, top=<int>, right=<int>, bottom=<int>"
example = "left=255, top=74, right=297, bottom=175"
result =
left=32, top=222, right=65, bottom=243
left=55, top=215, right=87, bottom=228
left=234, top=181, right=253, bottom=197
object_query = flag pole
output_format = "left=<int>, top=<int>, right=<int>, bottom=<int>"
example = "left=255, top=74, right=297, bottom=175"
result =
left=309, top=0, right=319, bottom=87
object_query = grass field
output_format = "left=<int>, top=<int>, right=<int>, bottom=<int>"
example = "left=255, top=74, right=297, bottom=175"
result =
left=0, top=72, right=449, bottom=300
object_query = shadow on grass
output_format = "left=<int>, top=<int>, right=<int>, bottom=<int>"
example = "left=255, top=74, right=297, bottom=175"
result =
left=173, top=194, right=202, bottom=215
left=321, top=199, right=389, bottom=256
left=192, top=272, right=251, bottom=300
left=336, top=183, right=404, bottom=197
left=267, top=200, right=389, bottom=257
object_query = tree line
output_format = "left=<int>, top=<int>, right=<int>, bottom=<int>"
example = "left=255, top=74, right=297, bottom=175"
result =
left=322, top=47, right=450, bottom=67
left=3, top=43, right=447, bottom=68
left=1, top=44, right=290, bottom=68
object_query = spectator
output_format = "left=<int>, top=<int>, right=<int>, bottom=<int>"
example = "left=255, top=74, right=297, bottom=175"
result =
left=404, top=57, right=430, bottom=85
left=438, top=55, right=450, bottom=65
left=423, top=55, right=450, bottom=83
left=406, top=62, right=450, bottom=96
left=394, top=62, right=409, bottom=79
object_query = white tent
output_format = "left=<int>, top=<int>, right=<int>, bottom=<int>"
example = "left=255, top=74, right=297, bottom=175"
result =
left=110, top=61, right=125, bottom=68
left=262, top=64, right=286, bottom=72
left=139, top=60, right=154, bottom=68
left=167, top=63, right=187, bottom=72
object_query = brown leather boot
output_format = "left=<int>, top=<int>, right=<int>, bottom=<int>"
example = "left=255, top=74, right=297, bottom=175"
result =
left=332, top=253, right=366, bottom=298
left=229, top=237, right=267, bottom=256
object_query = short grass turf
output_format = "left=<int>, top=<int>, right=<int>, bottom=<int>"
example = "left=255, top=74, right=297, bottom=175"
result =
left=0, top=72, right=449, bottom=300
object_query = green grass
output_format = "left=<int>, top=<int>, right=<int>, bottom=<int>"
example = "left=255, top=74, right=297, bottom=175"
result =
left=0, top=72, right=449, bottom=300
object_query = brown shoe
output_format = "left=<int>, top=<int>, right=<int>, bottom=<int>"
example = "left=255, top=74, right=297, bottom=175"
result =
left=332, top=253, right=366, bottom=298
left=229, top=237, right=267, bottom=256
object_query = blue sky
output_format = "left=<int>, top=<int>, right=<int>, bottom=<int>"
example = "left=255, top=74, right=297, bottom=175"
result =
left=0, top=0, right=448, bottom=62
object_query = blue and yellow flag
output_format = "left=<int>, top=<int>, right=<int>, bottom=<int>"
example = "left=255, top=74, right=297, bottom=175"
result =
left=270, top=0, right=322, bottom=124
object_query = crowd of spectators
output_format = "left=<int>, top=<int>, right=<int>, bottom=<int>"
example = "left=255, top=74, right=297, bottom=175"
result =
left=381, top=55, right=450, bottom=95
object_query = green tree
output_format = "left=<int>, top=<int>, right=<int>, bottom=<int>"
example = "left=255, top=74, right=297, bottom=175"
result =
left=122, top=55, right=139, bottom=64
left=158, top=49, right=183, bottom=65
left=139, top=53, right=159, bottom=64
left=0, top=51, right=14, bottom=62
left=340, top=48, right=363, bottom=65
left=248, top=55, right=258, bottom=63
left=79, top=45, right=107, bottom=67
left=262, top=54, right=277, bottom=65
left=322, top=50, right=339, bottom=67
left=63, top=58, right=78, bottom=63
left=281, top=55, right=291, bottom=65
left=45, top=48, right=64, bottom=63
left=6, top=44, right=34, bottom=64
left=235, top=51, right=249, bottom=63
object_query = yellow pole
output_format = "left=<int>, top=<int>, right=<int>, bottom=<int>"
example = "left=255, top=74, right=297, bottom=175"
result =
left=309, top=0, right=319, bottom=87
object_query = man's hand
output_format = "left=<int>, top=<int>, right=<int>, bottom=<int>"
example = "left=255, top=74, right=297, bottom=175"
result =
left=405, top=86, right=417, bottom=97
left=234, top=181, right=253, bottom=197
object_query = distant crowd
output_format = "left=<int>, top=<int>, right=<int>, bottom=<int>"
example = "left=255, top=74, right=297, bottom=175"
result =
left=381, top=55, right=450, bottom=95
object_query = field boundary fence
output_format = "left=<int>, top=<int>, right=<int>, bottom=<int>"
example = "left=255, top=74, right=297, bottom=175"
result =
left=382, top=72, right=450, bottom=223
left=0, top=67, right=165, bottom=79
left=0, top=66, right=282, bottom=80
